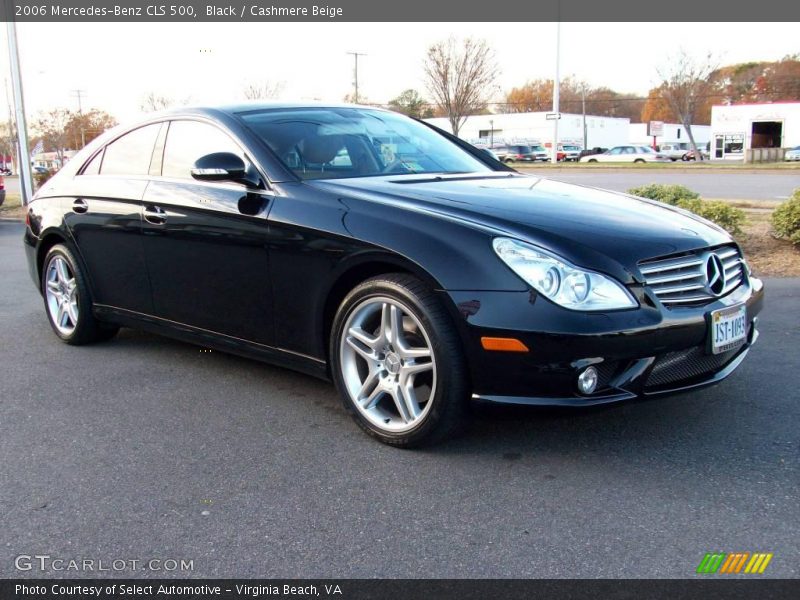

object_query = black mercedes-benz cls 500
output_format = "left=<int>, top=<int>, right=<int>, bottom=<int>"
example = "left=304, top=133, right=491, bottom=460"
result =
left=23, top=104, right=764, bottom=446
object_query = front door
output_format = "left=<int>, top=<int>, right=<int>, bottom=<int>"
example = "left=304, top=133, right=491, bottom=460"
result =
left=139, top=120, right=275, bottom=345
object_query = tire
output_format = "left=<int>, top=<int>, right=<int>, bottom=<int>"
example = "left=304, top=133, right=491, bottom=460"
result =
left=330, top=273, right=468, bottom=447
left=588, top=159, right=598, bottom=163
left=634, top=159, right=645, bottom=163
left=41, top=244, right=119, bottom=345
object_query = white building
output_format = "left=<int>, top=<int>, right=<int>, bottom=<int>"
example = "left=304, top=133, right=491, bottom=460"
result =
left=629, top=123, right=710, bottom=147
left=710, top=102, right=800, bottom=160
left=424, top=112, right=630, bottom=149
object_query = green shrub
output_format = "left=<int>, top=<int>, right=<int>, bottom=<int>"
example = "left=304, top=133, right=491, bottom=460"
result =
left=628, top=183, right=745, bottom=236
left=687, top=200, right=746, bottom=236
left=626, top=183, right=700, bottom=206
left=772, top=188, right=800, bottom=245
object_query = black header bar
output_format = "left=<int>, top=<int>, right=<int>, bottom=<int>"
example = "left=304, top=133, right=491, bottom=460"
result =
left=5, top=0, right=800, bottom=22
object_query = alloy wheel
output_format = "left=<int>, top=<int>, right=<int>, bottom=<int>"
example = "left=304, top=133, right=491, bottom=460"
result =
left=45, top=255, right=79, bottom=335
left=339, top=296, right=437, bottom=433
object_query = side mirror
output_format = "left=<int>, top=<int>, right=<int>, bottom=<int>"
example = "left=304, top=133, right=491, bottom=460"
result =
left=191, top=152, right=259, bottom=188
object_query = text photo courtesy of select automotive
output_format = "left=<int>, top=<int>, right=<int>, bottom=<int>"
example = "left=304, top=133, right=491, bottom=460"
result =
left=1, top=3, right=800, bottom=594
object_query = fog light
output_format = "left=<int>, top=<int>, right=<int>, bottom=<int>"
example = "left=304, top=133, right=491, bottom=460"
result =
left=577, top=366, right=598, bottom=395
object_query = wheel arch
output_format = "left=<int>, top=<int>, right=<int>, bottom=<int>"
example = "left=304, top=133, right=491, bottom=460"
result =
left=318, top=251, right=448, bottom=368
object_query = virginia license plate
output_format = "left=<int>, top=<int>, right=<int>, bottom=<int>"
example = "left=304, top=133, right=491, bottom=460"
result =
left=710, top=304, right=747, bottom=354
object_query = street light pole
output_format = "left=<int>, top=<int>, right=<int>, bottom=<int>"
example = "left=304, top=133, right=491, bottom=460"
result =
left=5, top=19, right=34, bottom=205
left=551, top=21, right=560, bottom=164
left=581, top=84, right=587, bottom=151
left=489, top=119, right=494, bottom=147
left=346, top=52, right=366, bottom=104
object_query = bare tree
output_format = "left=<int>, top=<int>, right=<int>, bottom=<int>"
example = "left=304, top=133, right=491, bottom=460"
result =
left=242, top=81, right=284, bottom=100
left=423, top=37, right=499, bottom=136
left=656, top=50, right=717, bottom=161
left=32, top=108, right=73, bottom=166
left=140, top=92, right=174, bottom=112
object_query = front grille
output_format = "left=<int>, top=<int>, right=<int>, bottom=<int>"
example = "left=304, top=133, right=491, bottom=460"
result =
left=639, top=245, right=745, bottom=307
left=646, top=346, right=740, bottom=388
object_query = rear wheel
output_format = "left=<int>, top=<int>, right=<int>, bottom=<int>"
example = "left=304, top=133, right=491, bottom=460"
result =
left=634, top=158, right=645, bottom=163
left=331, top=274, right=468, bottom=447
left=42, top=244, right=119, bottom=345
left=588, top=158, right=598, bottom=163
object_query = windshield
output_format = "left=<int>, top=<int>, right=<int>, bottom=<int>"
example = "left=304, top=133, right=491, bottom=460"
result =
left=237, top=107, right=491, bottom=180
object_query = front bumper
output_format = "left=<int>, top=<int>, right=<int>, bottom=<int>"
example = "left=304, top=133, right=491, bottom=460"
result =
left=443, top=277, right=764, bottom=406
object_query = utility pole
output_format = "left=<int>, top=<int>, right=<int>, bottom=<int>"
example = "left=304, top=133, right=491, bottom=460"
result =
left=346, top=52, right=366, bottom=104
left=581, top=84, right=587, bottom=151
left=71, top=89, right=86, bottom=148
left=5, top=19, right=34, bottom=205
left=551, top=21, right=560, bottom=164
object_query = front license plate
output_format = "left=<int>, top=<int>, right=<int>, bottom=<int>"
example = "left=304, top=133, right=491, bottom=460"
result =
left=710, top=304, right=747, bottom=354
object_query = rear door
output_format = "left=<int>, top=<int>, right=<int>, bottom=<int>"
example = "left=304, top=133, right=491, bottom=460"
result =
left=139, top=119, right=275, bottom=345
left=64, top=123, right=163, bottom=313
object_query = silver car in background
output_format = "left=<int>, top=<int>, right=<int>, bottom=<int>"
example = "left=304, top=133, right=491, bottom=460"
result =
left=579, top=145, right=671, bottom=163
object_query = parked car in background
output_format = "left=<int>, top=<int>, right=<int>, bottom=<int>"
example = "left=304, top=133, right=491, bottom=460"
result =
left=33, top=166, right=50, bottom=175
left=784, top=146, right=800, bottom=161
left=494, top=144, right=548, bottom=163
left=579, top=145, right=671, bottom=163
left=658, top=143, right=686, bottom=161
left=528, top=144, right=549, bottom=162
left=560, top=144, right=582, bottom=161
left=683, top=144, right=711, bottom=161
left=578, top=147, right=608, bottom=160
left=0, top=166, right=12, bottom=176
left=0, top=174, right=5, bottom=206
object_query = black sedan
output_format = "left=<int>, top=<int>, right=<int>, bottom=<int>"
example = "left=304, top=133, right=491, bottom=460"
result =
left=23, top=104, right=764, bottom=447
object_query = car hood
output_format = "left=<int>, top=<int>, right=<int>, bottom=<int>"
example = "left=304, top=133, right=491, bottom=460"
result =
left=308, top=173, right=731, bottom=279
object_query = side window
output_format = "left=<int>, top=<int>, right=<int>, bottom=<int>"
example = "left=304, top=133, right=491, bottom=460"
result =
left=609, top=147, right=622, bottom=155
left=162, top=120, right=243, bottom=179
left=624, top=147, right=636, bottom=154
left=81, top=149, right=104, bottom=175
left=100, top=124, right=162, bottom=176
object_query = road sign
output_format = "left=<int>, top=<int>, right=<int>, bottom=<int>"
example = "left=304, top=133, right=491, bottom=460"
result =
left=648, top=120, right=664, bottom=137
left=546, top=113, right=561, bottom=120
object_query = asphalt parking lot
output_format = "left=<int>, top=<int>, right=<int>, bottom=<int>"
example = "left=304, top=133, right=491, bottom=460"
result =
left=0, top=220, right=798, bottom=578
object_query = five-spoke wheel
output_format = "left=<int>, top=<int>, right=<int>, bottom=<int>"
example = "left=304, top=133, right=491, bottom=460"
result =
left=331, top=273, right=468, bottom=447
left=340, top=296, right=437, bottom=432
left=45, top=255, right=79, bottom=335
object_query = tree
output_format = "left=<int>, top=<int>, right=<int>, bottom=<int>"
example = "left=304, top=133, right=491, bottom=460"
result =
left=388, top=89, right=433, bottom=119
left=32, top=108, right=73, bottom=166
left=640, top=86, right=675, bottom=123
left=500, top=80, right=552, bottom=113
left=140, top=92, right=173, bottom=112
left=423, top=37, right=499, bottom=136
left=656, top=50, right=718, bottom=161
left=64, top=109, right=117, bottom=149
left=242, top=81, right=284, bottom=100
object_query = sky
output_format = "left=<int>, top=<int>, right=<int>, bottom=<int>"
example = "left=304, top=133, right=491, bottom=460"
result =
left=1, top=21, right=798, bottom=125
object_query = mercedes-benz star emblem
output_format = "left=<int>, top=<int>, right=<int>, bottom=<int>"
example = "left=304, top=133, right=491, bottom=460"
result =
left=705, top=253, right=726, bottom=296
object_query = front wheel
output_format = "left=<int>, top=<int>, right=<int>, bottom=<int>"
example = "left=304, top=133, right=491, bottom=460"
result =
left=330, top=274, right=468, bottom=447
left=42, top=244, right=119, bottom=345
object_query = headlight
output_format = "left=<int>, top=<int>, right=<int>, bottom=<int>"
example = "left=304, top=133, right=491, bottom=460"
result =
left=492, top=237, right=638, bottom=311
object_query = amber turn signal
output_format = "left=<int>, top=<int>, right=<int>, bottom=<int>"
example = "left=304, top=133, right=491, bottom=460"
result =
left=480, top=337, right=529, bottom=352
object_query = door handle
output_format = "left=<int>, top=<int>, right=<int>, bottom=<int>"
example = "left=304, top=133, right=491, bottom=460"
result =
left=143, top=205, right=167, bottom=225
left=72, top=199, right=88, bottom=214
